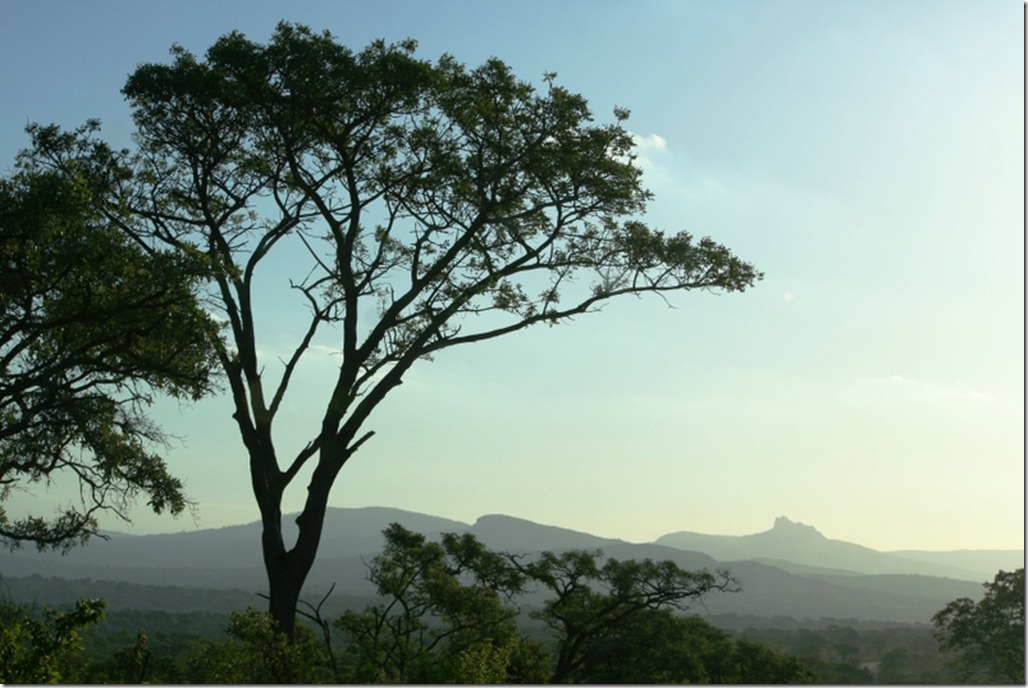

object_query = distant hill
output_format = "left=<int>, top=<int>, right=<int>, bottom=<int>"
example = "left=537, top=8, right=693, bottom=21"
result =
left=1, top=573, right=370, bottom=618
left=0, top=507, right=469, bottom=594
left=0, top=508, right=1017, bottom=624
left=0, top=507, right=466, bottom=577
left=655, top=516, right=1020, bottom=582
left=886, top=548, right=1025, bottom=578
left=469, top=514, right=623, bottom=552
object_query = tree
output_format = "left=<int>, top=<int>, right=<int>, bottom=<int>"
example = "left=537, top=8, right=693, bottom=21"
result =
left=36, top=23, right=760, bottom=637
left=337, top=525, right=745, bottom=684
left=0, top=596, right=105, bottom=683
left=555, top=605, right=817, bottom=684
left=932, top=567, right=1025, bottom=683
left=0, top=125, right=221, bottom=551
left=336, top=523, right=529, bottom=683
left=185, top=607, right=333, bottom=684
left=522, top=548, right=739, bottom=682
left=88, top=630, right=161, bottom=684
left=730, top=638, right=818, bottom=684
left=567, top=607, right=728, bottom=683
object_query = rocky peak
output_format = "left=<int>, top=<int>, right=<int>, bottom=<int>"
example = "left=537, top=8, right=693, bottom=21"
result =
left=770, top=516, right=824, bottom=538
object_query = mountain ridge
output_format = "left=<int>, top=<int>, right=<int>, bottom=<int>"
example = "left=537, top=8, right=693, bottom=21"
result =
left=1, top=508, right=1019, bottom=624
left=7, top=510, right=1018, bottom=581
left=655, top=515, right=1021, bottom=581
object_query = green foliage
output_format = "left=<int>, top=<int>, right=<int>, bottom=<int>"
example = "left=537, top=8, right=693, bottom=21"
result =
left=81, top=609, right=230, bottom=684
left=529, top=593, right=816, bottom=684
left=933, top=567, right=1025, bottom=683
left=452, top=639, right=516, bottom=683
left=570, top=608, right=723, bottom=683
left=0, top=124, right=221, bottom=551
left=186, top=607, right=333, bottom=684
left=335, top=526, right=758, bottom=684
left=336, top=523, right=525, bottom=683
left=0, top=597, right=105, bottom=683
left=110, top=630, right=153, bottom=683
left=737, top=621, right=956, bottom=683
left=730, top=637, right=818, bottom=684
left=5, top=573, right=262, bottom=614
left=85, top=629, right=191, bottom=684
left=524, top=548, right=739, bottom=682
left=4, top=540, right=923, bottom=685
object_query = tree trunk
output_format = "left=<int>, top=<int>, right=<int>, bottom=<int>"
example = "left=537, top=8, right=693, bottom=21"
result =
left=256, top=492, right=304, bottom=640
left=260, top=452, right=342, bottom=641
left=266, top=561, right=304, bottom=640
left=261, top=513, right=324, bottom=641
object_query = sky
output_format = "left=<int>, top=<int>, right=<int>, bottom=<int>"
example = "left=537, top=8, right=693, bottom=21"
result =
left=0, top=0, right=1023, bottom=552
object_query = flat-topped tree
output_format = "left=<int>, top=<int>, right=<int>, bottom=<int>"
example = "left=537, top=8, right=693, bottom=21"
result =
left=71, top=23, right=759, bottom=638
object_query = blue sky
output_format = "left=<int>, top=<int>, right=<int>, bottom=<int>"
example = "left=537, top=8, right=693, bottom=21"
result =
left=1, top=0, right=1023, bottom=551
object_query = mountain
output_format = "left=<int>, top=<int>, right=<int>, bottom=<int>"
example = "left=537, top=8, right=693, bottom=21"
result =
left=0, top=509, right=1017, bottom=624
left=0, top=507, right=470, bottom=592
left=655, top=516, right=1018, bottom=582
left=469, top=514, right=623, bottom=552
left=1, top=507, right=467, bottom=570
left=886, top=548, right=1024, bottom=578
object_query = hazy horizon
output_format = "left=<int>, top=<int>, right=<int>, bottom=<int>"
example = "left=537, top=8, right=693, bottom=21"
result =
left=1, top=0, right=1022, bottom=553
left=91, top=506, right=1026, bottom=555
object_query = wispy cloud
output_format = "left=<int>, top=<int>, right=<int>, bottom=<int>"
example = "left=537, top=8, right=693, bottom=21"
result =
left=850, top=373, right=1011, bottom=411
left=631, top=132, right=668, bottom=152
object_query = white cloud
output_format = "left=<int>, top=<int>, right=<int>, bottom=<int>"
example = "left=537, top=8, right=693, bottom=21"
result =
left=631, top=132, right=668, bottom=152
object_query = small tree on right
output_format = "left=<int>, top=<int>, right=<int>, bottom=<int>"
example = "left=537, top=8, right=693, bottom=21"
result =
left=932, top=567, right=1025, bottom=684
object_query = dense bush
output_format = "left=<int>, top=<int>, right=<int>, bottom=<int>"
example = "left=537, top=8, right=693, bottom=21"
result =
left=0, top=597, right=104, bottom=683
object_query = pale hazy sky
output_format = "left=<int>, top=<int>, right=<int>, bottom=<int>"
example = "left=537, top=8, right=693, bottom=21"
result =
left=1, top=0, right=1023, bottom=552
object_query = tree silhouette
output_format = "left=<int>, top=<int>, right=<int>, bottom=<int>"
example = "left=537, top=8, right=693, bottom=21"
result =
left=34, top=23, right=760, bottom=637
left=933, top=567, right=1025, bottom=683
left=522, top=549, right=738, bottom=682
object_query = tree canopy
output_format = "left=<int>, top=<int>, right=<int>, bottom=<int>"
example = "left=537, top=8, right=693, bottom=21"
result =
left=932, top=567, right=1025, bottom=683
left=521, top=548, right=738, bottom=682
left=328, top=525, right=821, bottom=684
left=0, top=123, right=221, bottom=551
left=336, top=524, right=534, bottom=683
left=28, top=22, right=760, bottom=635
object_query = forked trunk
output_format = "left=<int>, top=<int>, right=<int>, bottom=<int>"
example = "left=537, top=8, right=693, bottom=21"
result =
left=259, top=457, right=339, bottom=641
left=260, top=513, right=326, bottom=640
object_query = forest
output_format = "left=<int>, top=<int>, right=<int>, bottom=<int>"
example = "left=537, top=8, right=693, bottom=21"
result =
left=1, top=526, right=1022, bottom=684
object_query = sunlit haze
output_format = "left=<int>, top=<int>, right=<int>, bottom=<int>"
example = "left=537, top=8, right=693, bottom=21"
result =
left=0, top=0, right=1022, bottom=552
